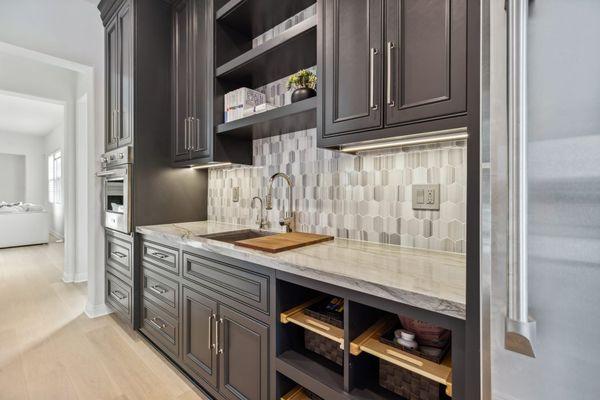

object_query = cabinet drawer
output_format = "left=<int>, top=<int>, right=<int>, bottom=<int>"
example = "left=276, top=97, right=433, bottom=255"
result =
left=106, top=231, right=133, bottom=280
left=142, top=266, right=179, bottom=317
left=182, top=251, right=270, bottom=314
left=141, top=298, right=179, bottom=358
left=106, top=271, right=132, bottom=323
left=142, top=239, right=179, bottom=276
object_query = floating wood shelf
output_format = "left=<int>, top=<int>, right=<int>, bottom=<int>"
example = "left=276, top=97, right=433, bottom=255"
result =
left=216, top=97, right=317, bottom=139
left=280, top=296, right=344, bottom=349
left=216, top=15, right=317, bottom=88
left=350, top=317, right=453, bottom=397
left=281, top=386, right=311, bottom=400
left=216, top=0, right=316, bottom=38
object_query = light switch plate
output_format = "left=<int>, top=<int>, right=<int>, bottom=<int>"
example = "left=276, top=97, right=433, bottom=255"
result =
left=232, top=187, right=240, bottom=203
left=412, top=184, right=440, bottom=210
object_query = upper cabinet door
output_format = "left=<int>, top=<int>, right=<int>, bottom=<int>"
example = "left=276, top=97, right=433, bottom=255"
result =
left=105, top=16, right=119, bottom=151
left=384, top=0, right=467, bottom=126
left=117, top=1, right=134, bottom=147
left=172, top=0, right=192, bottom=162
left=218, top=304, right=268, bottom=400
left=189, top=0, right=212, bottom=160
left=322, top=0, right=384, bottom=137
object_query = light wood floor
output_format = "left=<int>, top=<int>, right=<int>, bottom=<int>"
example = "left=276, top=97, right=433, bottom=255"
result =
left=0, top=240, right=206, bottom=400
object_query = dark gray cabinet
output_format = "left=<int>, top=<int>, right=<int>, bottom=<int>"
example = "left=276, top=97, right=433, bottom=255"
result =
left=384, top=0, right=467, bottom=125
left=104, top=0, right=133, bottom=151
left=172, top=0, right=212, bottom=165
left=181, top=285, right=218, bottom=389
left=322, top=0, right=383, bottom=136
left=218, top=304, right=269, bottom=400
left=319, top=0, right=468, bottom=147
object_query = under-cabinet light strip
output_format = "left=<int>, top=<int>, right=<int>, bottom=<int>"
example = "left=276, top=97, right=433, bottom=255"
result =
left=339, top=128, right=469, bottom=153
left=191, top=162, right=232, bottom=170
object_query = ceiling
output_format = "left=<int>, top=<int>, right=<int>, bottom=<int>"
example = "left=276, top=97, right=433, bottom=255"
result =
left=0, top=92, right=64, bottom=136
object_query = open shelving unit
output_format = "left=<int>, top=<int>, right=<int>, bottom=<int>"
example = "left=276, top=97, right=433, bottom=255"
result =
left=350, top=317, right=453, bottom=397
left=276, top=279, right=458, bottom=400
left=213, top=0, right=318, bottom=141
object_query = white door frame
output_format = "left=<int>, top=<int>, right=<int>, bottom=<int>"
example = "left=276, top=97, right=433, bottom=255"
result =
left=0, top=41, right=108, bottom=316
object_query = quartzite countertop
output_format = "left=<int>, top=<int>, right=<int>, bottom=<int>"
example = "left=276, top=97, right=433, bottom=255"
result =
left=136, top=221, right=467, bottom=320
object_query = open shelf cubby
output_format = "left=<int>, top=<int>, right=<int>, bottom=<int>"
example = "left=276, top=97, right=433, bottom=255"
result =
left=276, top=280, right=345, bottom=398
left=347, top=304, right=453, bottom=400
left=214, top=0, right=317, bottom=139
left=216, top=15, right=316, bottom=86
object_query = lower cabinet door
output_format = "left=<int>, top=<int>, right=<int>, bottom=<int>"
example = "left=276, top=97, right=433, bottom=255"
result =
left=218, top=304, right=269, bottom=400
left=181, top=286, right=218, bottom=389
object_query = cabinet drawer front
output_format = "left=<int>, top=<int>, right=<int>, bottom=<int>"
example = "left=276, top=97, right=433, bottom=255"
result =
left=141, top=298, right=179, bottom=358
left=182, top=252, right=270, bottom=314
left=142, top=267, right=179, bottom=317
left=106, top=232, right=133, bottom=280
left=106, top=271, right=132, bottom=322
left=142, top=239, right=179, bottom=275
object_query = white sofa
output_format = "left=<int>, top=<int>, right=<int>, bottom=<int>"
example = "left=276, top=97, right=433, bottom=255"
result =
left=0, top=210, right=49, bottom=248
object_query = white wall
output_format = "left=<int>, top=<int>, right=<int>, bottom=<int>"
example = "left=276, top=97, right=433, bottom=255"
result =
left=45, top=124, right=65, bottom=237
left=0, top=154, right=25, bottom=202
left=0, top=131, right=46, bottom=205
left=0, top=0, right=104, bottom=309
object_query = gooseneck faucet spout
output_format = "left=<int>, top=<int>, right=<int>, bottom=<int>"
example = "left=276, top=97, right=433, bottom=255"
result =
left=251, top=196, right=268, bottom=229
left=265, top=172, right=295, bottom=232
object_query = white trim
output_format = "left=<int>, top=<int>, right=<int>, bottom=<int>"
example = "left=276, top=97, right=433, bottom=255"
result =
left=0, top=41, right=92, bottom=73
left=84, top=302, right=113, bottom=319
left=49, top=230, right=64, bottom=240
left=1, top=43, right=99, bottom=314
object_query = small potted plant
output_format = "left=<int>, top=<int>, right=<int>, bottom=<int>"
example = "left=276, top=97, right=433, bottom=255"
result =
left=287, top=69, right=317, bottom=103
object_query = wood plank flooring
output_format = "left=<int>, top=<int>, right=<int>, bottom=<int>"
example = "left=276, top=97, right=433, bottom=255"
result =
left=0, top=240, right=206, bottom=400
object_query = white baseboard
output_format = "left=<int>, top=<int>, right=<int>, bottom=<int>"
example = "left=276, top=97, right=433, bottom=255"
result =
left=63, top=271, right=88, bottom=283
left=49, top=230, right=64, bottom=240
left=85, top=302, right=113, bottom=318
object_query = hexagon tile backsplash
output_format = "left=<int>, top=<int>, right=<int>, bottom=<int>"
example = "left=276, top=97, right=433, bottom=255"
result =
left=207, top=128, right=466, bottom=253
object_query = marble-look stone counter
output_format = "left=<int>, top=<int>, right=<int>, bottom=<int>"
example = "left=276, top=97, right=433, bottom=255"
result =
left=137, top=221, right=467, bottom=320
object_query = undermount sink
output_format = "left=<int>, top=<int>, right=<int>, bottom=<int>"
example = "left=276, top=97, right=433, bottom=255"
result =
left=198, top=229, right=277, bottom=244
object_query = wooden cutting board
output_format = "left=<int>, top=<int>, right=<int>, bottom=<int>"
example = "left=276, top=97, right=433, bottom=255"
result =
left=234, top=232, right=334, bottom=253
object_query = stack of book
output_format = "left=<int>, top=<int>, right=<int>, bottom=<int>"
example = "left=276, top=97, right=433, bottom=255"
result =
left=224, top=87, right=266, bottom=122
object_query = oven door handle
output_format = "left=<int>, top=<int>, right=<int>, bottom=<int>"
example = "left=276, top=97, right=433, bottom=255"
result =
left=96, top=168, right=127, bottom=178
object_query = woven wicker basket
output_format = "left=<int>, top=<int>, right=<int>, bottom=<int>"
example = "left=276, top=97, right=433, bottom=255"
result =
left=304, top=330, right=343, bottom=366
left=379, top=360, right=444, bottom=400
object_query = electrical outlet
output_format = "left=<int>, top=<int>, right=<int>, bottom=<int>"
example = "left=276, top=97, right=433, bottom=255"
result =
left=232, top=187, right=240, bottom=203
left=412, top=184, right=440, bottom=210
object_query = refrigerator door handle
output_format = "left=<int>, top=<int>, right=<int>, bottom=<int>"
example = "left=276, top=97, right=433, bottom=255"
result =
left=506, top=0, right=536, bottom=358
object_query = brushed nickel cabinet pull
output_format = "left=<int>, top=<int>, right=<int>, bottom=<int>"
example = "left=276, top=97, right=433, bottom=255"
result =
left=217, top=318, right=223, bottom=355
left=111, top=251, right=127, bottom=259
left=150, top=317, right=167, bottom=330
left=111, top=290, right=126, bottom=300
left=150, top=251, right=169, bottom=260
left=387, top=41, right=395, bottom=107
left=149, top=285, right=168, bottom=295
left=184, top=117, right=189, bottom=151
left=214, top=317, right=220, bottom=355
left=208, top=314, right=215, bottom=350
left=370, top=48, right=379, bottom=110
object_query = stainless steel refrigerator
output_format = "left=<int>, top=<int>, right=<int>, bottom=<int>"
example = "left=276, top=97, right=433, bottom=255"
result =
left=481, top=0, right=600, bottom=398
